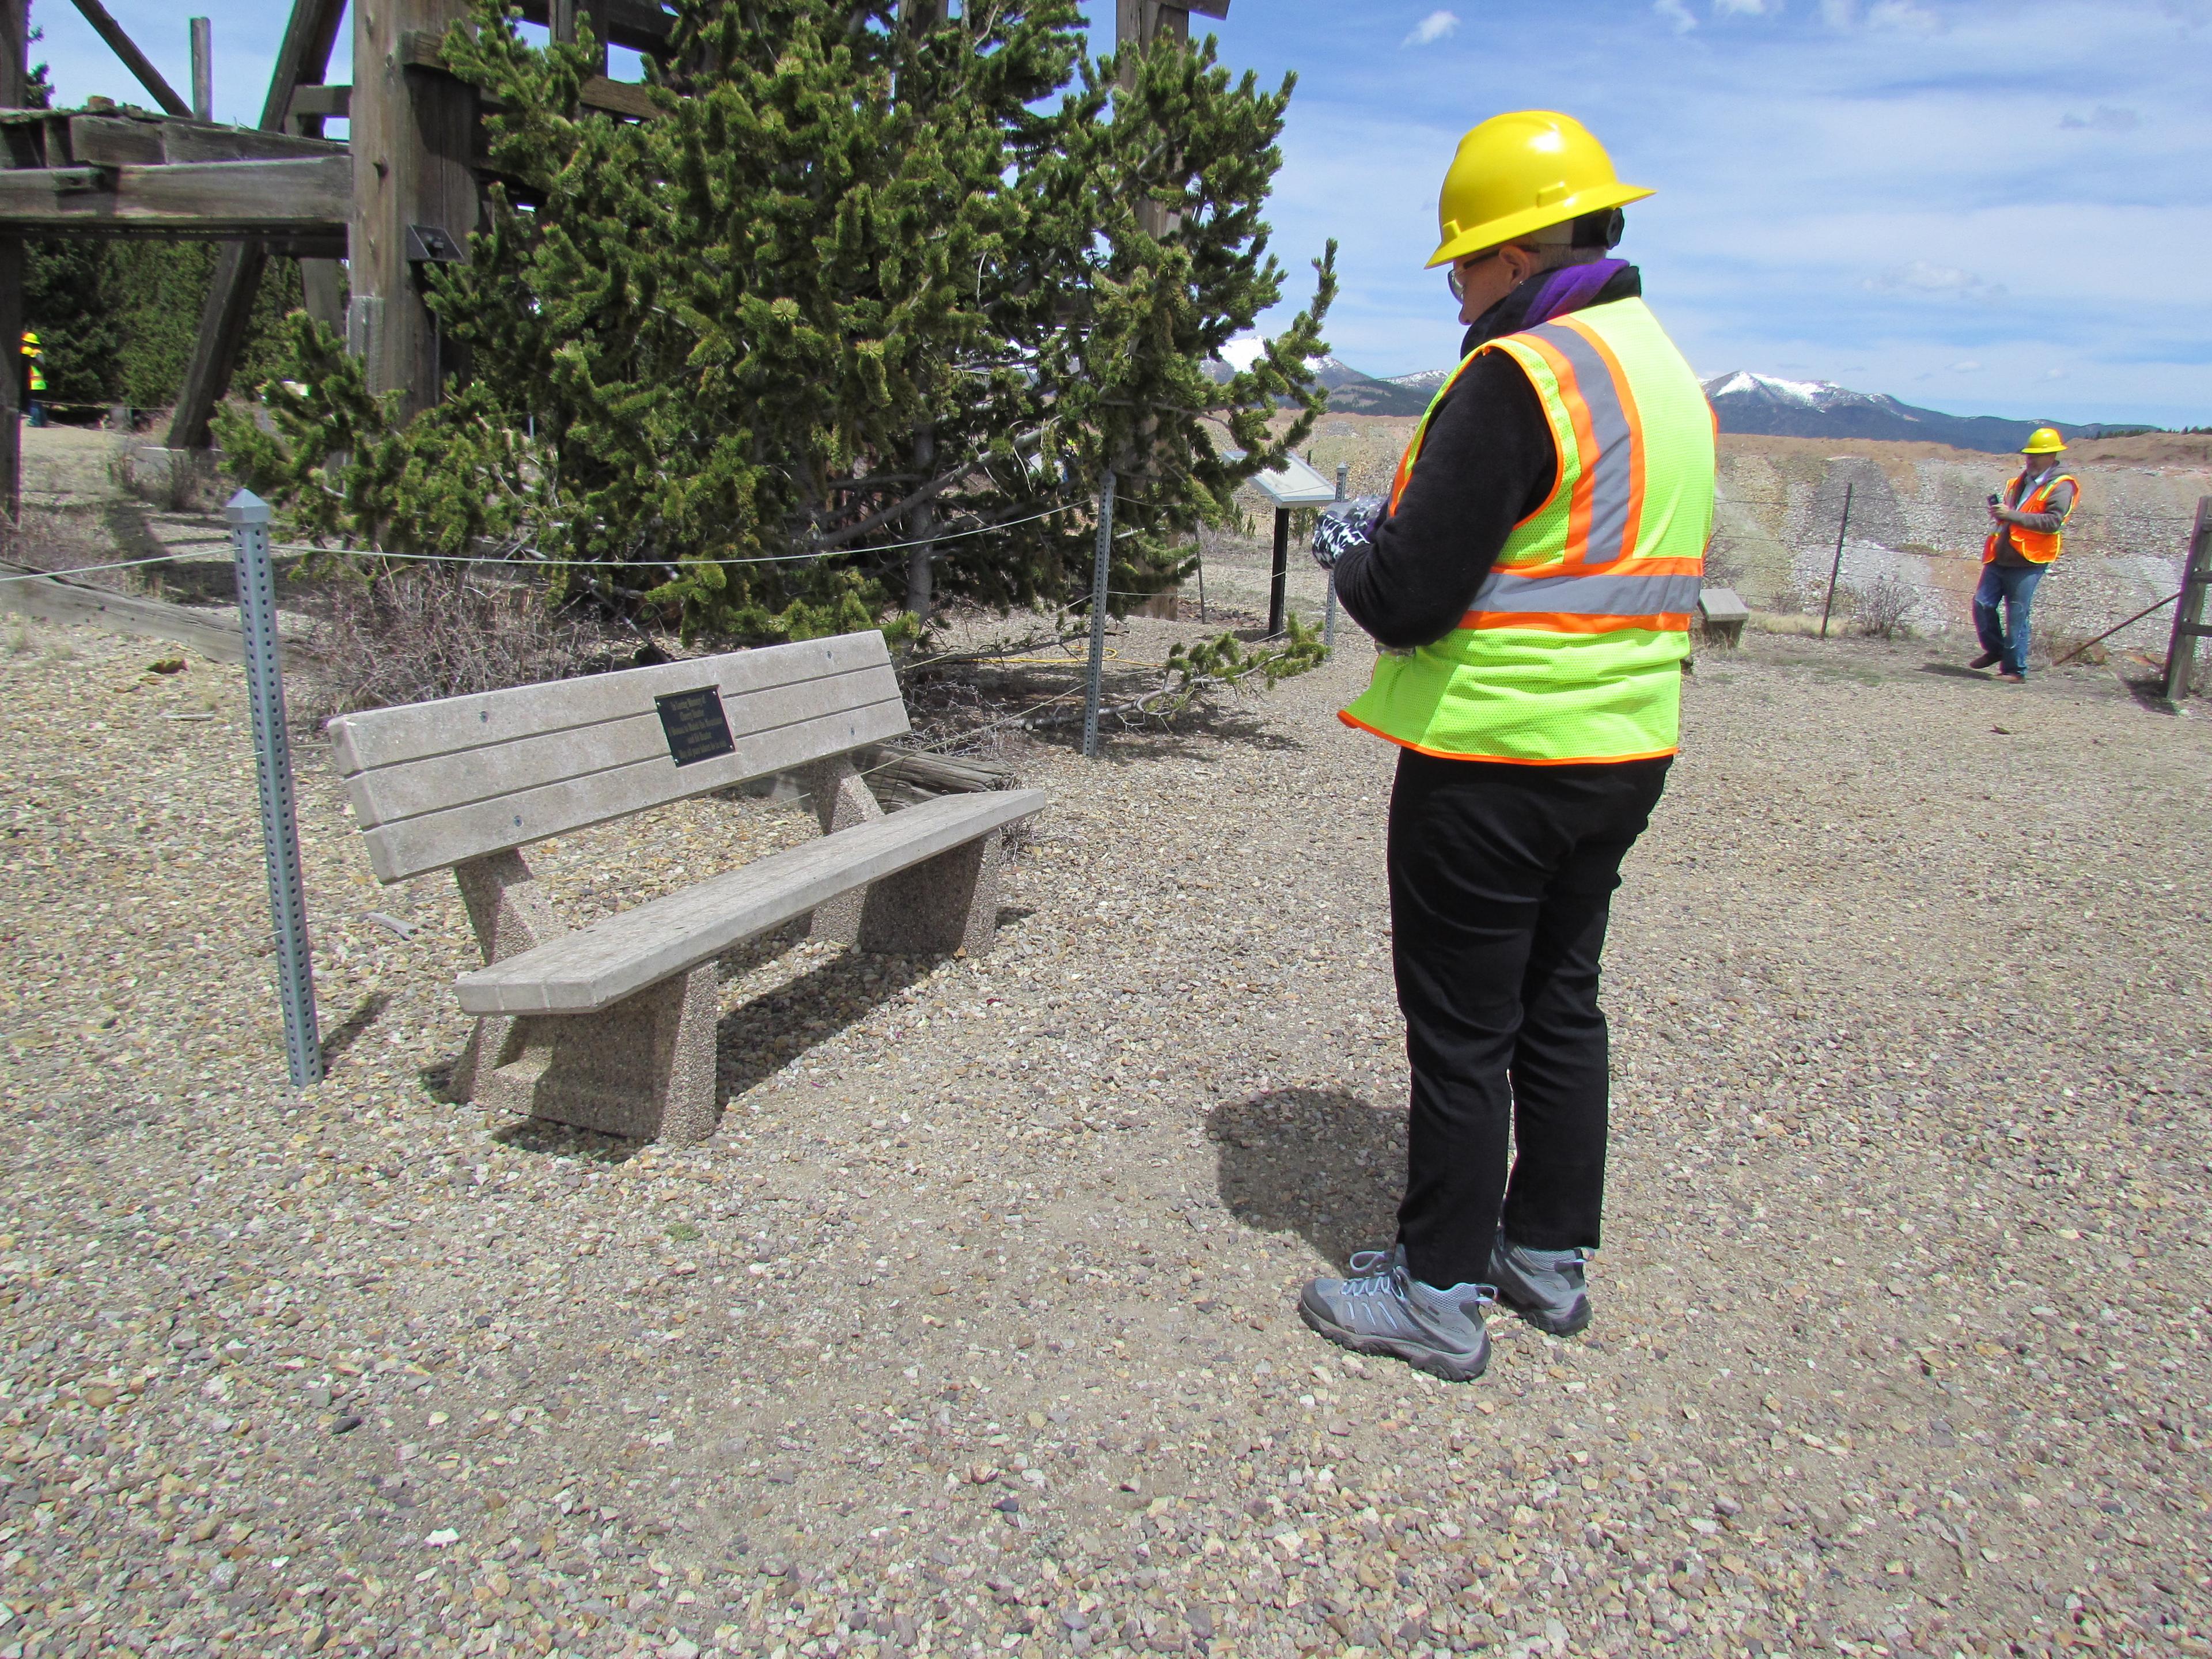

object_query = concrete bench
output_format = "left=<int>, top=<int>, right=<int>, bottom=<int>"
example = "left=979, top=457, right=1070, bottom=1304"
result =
left=1698, top=586, right=1750, bottom=649
left=327, top=630, right=1045, bottom=1143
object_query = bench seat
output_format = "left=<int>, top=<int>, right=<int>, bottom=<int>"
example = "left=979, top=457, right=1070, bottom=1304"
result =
left=456, top=789, right=1045, bottom=1016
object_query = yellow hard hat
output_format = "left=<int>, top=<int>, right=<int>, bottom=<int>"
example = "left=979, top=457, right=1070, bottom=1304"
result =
left=2021, top=426, right=2066, bottom=454
left=1427, top=111, right=1654, bottom=269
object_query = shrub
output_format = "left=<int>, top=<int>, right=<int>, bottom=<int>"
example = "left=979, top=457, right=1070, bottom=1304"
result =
left=1854, top=574, right=1915, bottom=639
left=301, top=567, right=601, bottom=718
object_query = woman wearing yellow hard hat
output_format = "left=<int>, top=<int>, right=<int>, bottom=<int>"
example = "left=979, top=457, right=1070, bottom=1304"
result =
left=1302, top=112, right=1716, bottom=1382
left=1973, top=427, right=2080, bottom=683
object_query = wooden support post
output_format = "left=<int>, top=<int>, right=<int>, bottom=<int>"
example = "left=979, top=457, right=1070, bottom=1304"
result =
left=165, top=0, right=349, bottom=453
left=190, top=17, right=213, bottom=120
left=0, top=0, right=24, bottom=531
left=352, top=0, right=481, bottom=420
left=2162, top=497, right=2212, bottom=704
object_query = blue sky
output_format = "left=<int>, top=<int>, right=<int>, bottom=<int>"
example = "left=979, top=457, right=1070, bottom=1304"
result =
left=28, top=0, right=2211, bottom=425
left=1187, top=0, right=2212, bottom=426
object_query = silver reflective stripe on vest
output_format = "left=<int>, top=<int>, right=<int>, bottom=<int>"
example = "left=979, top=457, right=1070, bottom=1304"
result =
left=1527, top=317, right=1635, bottom=567
left=1467, top=566, right=1705, bottom=618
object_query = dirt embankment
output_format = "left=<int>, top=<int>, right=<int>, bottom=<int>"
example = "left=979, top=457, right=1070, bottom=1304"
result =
left=1261, top=415, right=2210, bottom=653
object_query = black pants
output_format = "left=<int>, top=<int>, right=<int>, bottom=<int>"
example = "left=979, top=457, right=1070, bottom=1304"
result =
left=1388, top=748, right=1671, bottom=1289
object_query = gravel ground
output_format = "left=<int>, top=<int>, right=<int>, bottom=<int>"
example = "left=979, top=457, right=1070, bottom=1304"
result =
left=2, top=612, right=2209, bottom=1659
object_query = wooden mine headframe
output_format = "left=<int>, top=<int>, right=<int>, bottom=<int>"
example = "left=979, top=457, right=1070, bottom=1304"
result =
left=0, top=0, right=667, bottom=522
left=0, top=0, right=1224, bottom=525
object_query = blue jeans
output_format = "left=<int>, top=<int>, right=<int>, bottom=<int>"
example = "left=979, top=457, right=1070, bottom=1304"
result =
left=1973, top=562, right=2043, bottom=676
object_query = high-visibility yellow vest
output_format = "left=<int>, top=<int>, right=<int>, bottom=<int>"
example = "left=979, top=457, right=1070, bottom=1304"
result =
left=1341, top=296, right=1715, bottom=764
left=1982, top=470, right=2078, bottom=565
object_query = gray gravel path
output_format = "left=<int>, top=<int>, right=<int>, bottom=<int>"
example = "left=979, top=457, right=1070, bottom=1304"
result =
left=1, top=613, right=2208, bottom=1659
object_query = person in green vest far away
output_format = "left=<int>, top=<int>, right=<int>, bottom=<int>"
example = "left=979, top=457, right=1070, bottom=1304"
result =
left=1299, top=111, right=1716, bottom=1382
left=20, top=329, right=44, bottom=428
left=1973, top=427, right=2080, bottom=683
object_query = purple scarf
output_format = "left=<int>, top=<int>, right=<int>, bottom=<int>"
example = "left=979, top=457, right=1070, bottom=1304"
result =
left=1521, top=257, right=1632, bottom=329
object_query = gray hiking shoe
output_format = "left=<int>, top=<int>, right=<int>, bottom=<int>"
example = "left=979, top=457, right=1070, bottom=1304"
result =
left=1298, top=1245, right=1494, bottom=1382
left=1486, top=1236, right=1592, bottom=1335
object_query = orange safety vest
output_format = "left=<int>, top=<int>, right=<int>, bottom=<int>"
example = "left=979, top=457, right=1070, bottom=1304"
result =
left=1982, top=469, right=2078, bottom=565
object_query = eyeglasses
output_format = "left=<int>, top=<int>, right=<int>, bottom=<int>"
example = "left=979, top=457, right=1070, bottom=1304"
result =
left=1446, top=247, right=1506, bottom=302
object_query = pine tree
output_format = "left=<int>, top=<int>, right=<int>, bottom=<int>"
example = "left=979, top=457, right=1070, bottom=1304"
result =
left=220, top=0, right=1333, bottom=644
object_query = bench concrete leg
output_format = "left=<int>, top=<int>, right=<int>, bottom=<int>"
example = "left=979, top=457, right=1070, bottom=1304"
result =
left=475, top=961, right=721, bottom=1143
left=449, top=850, right=569, bottom=1103
left=798, top=754, right=883, bottom=946
left=855, top=829, right=1003, bottom=958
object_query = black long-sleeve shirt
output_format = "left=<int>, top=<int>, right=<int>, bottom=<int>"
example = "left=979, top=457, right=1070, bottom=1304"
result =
left=1335, top=264, right=1645, bottom=649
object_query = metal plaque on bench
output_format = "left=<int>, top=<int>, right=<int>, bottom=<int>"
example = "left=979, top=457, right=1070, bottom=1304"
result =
left=654, top=686, right=736, bottom=767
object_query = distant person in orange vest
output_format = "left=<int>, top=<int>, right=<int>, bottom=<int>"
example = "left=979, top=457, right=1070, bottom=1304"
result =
left=1973, top=427, right=2078, bottom=682
left=19, top=329, right=44, bottom=427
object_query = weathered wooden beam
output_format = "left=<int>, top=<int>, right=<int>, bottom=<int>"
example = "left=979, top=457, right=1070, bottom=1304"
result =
left=65, top=0, right=192, bottom=117
left=398, top=32, right=660, bottom=119
left=66, top=113, right=346, bottom=168
left=167, top=0, right=350, bottom=452
left=512, top=0, right=670, bottom=54
left=0, top=157, right=351, bottom=234
left=289, top=82, right=350, bottom=120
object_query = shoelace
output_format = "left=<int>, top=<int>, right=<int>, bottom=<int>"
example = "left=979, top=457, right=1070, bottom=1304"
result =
left=1344, top=1248, right=1498, bottom=1306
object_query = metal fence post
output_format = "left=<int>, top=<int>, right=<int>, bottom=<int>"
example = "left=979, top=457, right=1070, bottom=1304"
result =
left=2161, top=496, right=2212, bottom=703
left=1082, top=469, right=1117, bottom=760
left=1323, top=461, right=1346, bottom=652
left=1819, top=480, right=1854, bottom=640
left=228, top=488, right=323, bottom=1086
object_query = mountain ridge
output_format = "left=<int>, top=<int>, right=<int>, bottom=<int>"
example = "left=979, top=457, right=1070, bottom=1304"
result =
left=1209, top=351, right=2158, bottom=449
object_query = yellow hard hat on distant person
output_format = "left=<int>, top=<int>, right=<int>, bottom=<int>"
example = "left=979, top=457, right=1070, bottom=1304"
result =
left=1427, top=111, right=1654, bottom=269
left=2021, top=426, right=2066, bottom=454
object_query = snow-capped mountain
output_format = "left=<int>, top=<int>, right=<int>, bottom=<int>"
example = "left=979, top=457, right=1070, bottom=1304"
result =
left=1387, top=368, right=1454, bottom=396
left=1699, top=371, right=2138, bottom=453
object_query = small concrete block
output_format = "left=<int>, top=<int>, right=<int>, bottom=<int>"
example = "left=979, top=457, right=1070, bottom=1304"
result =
left=1698, top=586, right=1750, bottom=623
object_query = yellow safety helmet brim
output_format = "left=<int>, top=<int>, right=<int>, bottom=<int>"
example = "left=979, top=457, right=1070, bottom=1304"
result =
left=2021, top=426, right=2066, bottom=454
left=1426, top=111, right=1654, bottom=269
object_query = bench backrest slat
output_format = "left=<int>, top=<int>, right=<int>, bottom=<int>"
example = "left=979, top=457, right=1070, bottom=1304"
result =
left=330, top=632, right=907, bottom=883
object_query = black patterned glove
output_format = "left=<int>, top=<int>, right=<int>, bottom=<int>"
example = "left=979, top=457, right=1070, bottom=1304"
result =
left=1310, top=495, right=1386, bottom=570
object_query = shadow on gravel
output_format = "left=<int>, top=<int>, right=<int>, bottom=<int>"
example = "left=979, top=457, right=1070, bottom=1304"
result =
left=1916, top=662, right=1994, bottom=683
left=320, top=991, right=391, bottom=1067
left=711, top=948, right=938, bottom=1104
left=1207, top=1087, right=1406, bottom=1269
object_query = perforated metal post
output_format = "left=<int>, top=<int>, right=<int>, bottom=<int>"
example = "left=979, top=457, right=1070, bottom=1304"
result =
left=228, top=488, right=323, bottom=1086
left=1082, top=469, right=1117, bottom=760
left=1324, top=460, right=1346, bottom=652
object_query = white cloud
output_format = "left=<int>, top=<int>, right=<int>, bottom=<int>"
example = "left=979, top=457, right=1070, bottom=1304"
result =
left=2060, top=105, right=2139, bottom=131
left=1950, top=359, right=1984, bottom=372
left=1868, top=1, right=1940, bottom=27
left=1402, top=10, right=1459, bottom=46
left=1863, top=262, right=2009, bottom=302
left=1714, top=0, right=1778, bottom=14
left=1655, top=0, right=1699, bottom=28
